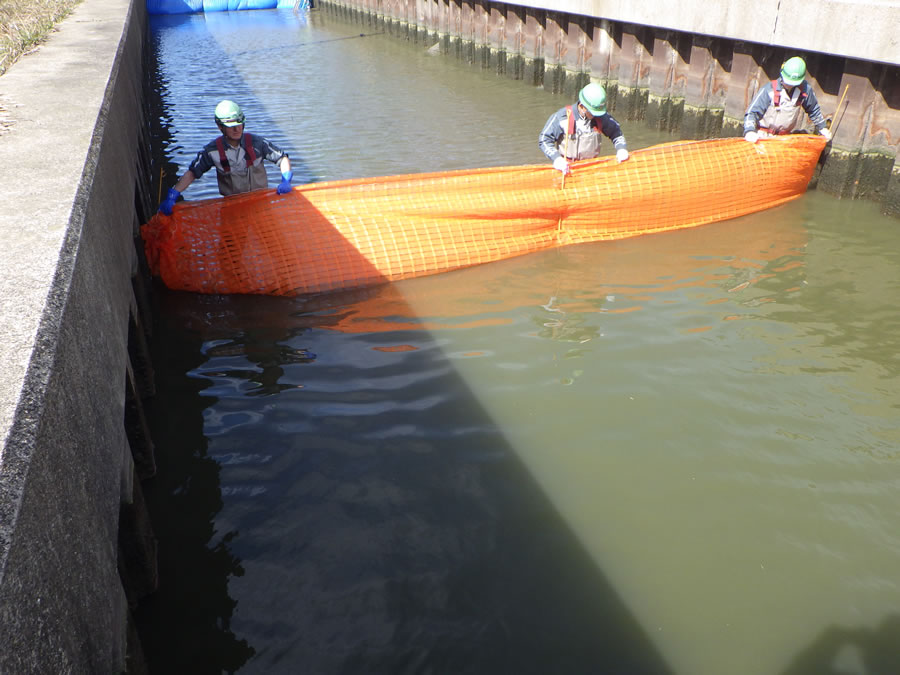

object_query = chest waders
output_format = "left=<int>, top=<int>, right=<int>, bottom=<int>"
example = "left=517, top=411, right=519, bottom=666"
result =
left=560, top=105, right=602, bottom=160
left=759, top=81, right=807, bottom=135
left=214, top=133, right=269, bottom=196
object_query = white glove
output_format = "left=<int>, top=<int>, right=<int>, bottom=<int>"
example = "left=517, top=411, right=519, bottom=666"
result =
left=819, top=127, right=832, bottom=141
left=744, top=131, right=759, bottom=144
left=553, top=156, right=570, bottom=174
left=616, top=148, right=629, bottom=163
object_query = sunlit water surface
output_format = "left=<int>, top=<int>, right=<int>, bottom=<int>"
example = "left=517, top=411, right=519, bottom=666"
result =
left=137, top=8, right=900, bottom=675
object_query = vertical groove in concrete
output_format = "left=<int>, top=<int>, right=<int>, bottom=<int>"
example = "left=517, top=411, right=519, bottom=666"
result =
left=321, top=0, right=900, bottom=215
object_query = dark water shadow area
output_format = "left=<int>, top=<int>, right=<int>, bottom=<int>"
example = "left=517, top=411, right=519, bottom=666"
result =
left=780, top=615, right=900, bottom=675
left=133, top=290, right=256, bottom=673
left=134, top=282, right=676, bottom=675
left=133, top=194, right=824, bottom=674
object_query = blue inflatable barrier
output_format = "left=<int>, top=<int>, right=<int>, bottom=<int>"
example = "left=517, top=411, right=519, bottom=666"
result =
left=148, top=0, right=304, bottom=14
left=203, top=0, right=276, bottom=11
left=147, top=0, right=202, bottom=13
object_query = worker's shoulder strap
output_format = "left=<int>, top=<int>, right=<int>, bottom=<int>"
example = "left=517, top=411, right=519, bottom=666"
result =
left=215, top=133, right=257, bottom=173
left=243, top=133, right=257, bottom=165
left=565, top=105, right=575, bottom=135
left=215, top=136, right=231, bottom=173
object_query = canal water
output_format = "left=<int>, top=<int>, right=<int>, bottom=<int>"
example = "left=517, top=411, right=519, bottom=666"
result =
left=135, top=8, right=900, bottom=675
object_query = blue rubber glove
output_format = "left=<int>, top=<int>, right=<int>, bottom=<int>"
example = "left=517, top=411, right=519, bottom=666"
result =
left=277, top=171, right=293, bottom=195
left=159, top=188, right=180, bottom=215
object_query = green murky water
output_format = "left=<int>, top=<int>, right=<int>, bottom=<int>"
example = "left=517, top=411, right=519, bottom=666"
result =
left=137, top=9, right=900, bottom=675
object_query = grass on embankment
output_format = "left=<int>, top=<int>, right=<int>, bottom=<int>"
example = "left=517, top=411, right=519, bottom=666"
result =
left=0, top=0, right=84, bottom=77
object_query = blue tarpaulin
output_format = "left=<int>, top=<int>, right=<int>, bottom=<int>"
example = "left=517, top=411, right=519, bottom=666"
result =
left=148, top=0, right=306, bottom=14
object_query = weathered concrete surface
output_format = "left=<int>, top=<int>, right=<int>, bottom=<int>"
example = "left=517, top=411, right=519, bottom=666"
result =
left=493, top=0, right=899, bottom=66
left=0, top=0, right=151, bottom=670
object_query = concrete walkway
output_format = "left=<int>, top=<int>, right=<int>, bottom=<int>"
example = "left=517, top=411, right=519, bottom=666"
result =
left=0, top=0, right=149, bottom=670
left=0, top=0, right=134, bottom=466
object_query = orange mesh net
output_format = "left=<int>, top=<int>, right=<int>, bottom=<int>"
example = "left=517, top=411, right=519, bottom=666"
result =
left=142, top=136, right=825, bottom=297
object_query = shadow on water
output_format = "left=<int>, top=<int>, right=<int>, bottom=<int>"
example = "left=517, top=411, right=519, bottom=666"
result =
left=138, top=9, right=843, bottom=674
left=135, top=280, right=677, bottom=675
left=132, top=183, right=818, bottom=672
left=779, top=615, right=900, bottom=675
left=133, top=287, right=256, bottom=673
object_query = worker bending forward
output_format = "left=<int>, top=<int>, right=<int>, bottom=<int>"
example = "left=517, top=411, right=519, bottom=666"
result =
left=743, top=57, right=832, bottom=143
left=159, top=100, right=293, bottom=215
left=539, top=82, right=629, bottom=174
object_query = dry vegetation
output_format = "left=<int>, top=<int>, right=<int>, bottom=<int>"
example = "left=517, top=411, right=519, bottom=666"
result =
left=0, top=0, right=84, bottom=77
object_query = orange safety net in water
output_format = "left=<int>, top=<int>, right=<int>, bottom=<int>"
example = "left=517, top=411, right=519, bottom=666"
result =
left=142, top=135, right=825, bottom=297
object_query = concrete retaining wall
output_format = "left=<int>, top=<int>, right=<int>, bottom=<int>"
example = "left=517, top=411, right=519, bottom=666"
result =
left=0, top=0, right=156, bottom=671
left=323, top=0, right=900, bottom=216
left=491, top=0, right=899, bottom=66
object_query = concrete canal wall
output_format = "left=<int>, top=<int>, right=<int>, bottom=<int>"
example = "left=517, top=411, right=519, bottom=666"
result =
left=322, top=0, right=900, bottom=216
left=0, top=0, right=156, bottom=671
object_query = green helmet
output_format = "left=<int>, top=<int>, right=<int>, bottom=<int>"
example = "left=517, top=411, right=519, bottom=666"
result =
left=780, top=57, right=807, bottom=86
left=578, top=82, right=607, bottom=116
left=214, top=100, right=245, bottom=127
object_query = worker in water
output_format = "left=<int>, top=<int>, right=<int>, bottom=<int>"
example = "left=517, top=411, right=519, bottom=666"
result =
left=159, top=100, right=293, bottom=215
left=743, top=56, right=832, bottom=143
left=539, top=82, right=629, bottom=174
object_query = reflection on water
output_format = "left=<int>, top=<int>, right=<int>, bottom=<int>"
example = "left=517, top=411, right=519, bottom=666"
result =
left=135, top=310, right=255, bottom=673
left=140, top=8, right=900, bottom=675
left=142, top=282, right=677, bottom=675
left=780, top=615, right=900, bottom=675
